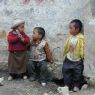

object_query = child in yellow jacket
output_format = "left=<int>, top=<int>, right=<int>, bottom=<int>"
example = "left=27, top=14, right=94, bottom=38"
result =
left=62, top=19, right=84, bottom=92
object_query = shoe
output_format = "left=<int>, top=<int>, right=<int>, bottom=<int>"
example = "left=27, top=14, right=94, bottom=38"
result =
left=41, top=82, right=47, bottom=86
left=29, top=77, right=36, bottom=81
left=0, top=77, right=4, bottom=86
left=81, top=84, right=88, bottom=90
left=23, top=76, right=27, bottom=80
left=0, top=77, right=4, bottom=83
left=69, top=90, right=73, bottom=93
left=8, top=76, right=13, bottom=81
left=73, top=86, right=79, bottom=92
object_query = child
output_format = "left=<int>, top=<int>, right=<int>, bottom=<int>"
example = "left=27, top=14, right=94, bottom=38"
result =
left=27, top=27, right=52, bottom=86
left=7, top=19, right=30, bottom=80
left=62, top=19, right=84, bottom=92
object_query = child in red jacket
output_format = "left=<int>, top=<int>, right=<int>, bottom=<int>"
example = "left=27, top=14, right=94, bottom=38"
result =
left=7, top=19, right=30, bottom=81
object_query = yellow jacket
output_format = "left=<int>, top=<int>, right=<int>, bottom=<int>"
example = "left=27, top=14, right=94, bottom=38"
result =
left=63, top=33, right=84, bottom=60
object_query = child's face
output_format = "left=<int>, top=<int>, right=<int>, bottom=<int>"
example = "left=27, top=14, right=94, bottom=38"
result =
left=69, top=23, right=79, bottom=36
left=32, top=29, right=41, bottom=41
left=17, top=24, right=24, bottom=33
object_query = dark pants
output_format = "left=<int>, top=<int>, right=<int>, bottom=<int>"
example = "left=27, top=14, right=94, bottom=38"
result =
left=62, top=58, right=84, bottom=90
left=27, top=60, right=51, bottom=83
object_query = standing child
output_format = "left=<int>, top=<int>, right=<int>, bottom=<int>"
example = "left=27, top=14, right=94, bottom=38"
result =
left=27, top=27, right=52, bottom=86
left=62, top=19, right=84, bottom=92
left=7, top=19, right=30, bottom=80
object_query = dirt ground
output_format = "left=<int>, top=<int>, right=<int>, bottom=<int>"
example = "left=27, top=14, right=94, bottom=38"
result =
left=0, top=71, right=95, bottom=95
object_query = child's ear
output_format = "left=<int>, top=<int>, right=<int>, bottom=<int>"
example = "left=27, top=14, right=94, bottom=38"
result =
left=75, top=27, right=79, bottom=33
left=77, top=28, right=80, bottom=33
left=39, top=35, right=42, bottom=39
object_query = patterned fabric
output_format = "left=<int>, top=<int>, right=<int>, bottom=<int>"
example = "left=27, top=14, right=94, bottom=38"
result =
left=30, top=40, right=47, bottom=61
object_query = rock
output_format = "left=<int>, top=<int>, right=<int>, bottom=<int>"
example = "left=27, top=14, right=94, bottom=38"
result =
left=87, top=77, right=95, bottom=87
left=48, top=62, right=63, bottom=79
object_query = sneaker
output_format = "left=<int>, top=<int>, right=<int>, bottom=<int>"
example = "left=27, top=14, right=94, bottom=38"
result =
left=69, top=90, right=73, bottom=93
left=8, top=76, right=13, bottom=81
left=73, top=86, right=79, bottom=92
left=23, top=76, right=27, bottom=80
left=29, top=77, right=36, bottom=82
left=41, top=82, right=47, bottom=86
left=0, top=77, right=4, bottom=83
left=81, top=84, right=88, bottom=90
left=0, top=77, right=4, bottom=86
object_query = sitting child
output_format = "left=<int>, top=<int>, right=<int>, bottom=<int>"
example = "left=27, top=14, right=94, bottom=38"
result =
left=62, top=19, right=84, bottom=92
left=27, top=27, right=52, bottom=86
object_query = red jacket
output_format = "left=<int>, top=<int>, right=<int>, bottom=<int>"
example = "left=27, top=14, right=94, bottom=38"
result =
left=7, top=31, right=30, bottom=52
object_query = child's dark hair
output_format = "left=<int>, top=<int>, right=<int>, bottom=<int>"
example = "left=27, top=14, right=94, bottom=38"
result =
left=34, top=27, right=45, bottom=39
left=70, top=19, right=83, bottom=33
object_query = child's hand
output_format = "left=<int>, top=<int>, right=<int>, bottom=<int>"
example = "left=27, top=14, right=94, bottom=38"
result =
left=70, top=45, right=75, bottom=52
left=21, top=37, right=25, bottom=42
left=49, top=60, right=53, bottom=64
left=47, top=60, right=54, bottom=64
left=19, top=35, right=25, bottom=42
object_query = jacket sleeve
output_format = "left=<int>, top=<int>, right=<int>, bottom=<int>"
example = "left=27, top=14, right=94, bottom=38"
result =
left=44, top=43, right=52, bottom=62
left=7, top=32, right=19, bottom=44
left=80, top=38, right=84, bottom=59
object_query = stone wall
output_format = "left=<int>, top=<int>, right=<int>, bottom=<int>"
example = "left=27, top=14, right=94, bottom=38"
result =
left=0, top=0, right=95, bottom=78
left=83, top=0, right=95, bottom=77
left=91, top=0, right=95, bottom=16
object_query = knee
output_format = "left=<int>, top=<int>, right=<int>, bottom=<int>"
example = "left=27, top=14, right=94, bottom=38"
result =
left=27, top=61, right=34, bottom=69
left=41, top=63, right=48, bottom=71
